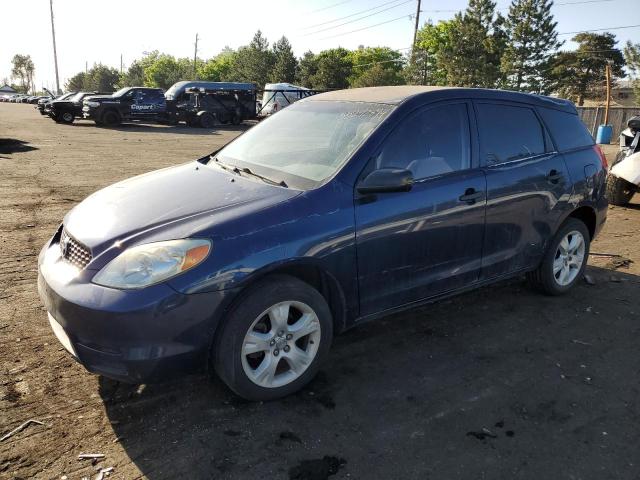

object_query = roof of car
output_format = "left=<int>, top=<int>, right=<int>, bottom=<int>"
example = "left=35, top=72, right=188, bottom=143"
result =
left=307, top=86, right=576, bottom=113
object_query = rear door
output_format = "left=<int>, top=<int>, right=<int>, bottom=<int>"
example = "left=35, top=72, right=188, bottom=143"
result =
left=474, top=101, right=572, bottom=279
left=355, top=101, right=487, bottom=315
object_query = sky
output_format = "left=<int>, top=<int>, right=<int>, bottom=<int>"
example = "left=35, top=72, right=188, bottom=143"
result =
left=0, top=0, right=638, bottom=91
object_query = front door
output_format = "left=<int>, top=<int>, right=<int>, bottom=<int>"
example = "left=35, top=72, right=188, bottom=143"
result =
left=355, top=101, right=487, bottom=316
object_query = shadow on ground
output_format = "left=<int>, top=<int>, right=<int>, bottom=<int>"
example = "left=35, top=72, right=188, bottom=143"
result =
left=70, top=121, right=251, bottom=136
left=0, top=138, right=38, bottom=157
left=99, top=266, right=640, bottom=480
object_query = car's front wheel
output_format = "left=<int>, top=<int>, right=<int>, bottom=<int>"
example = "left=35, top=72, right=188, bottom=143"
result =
left=213, top=275, right=333, bottom=400
left=527, top=218, right=590, bottom=295
left=59, top=111, right=75, bottom=124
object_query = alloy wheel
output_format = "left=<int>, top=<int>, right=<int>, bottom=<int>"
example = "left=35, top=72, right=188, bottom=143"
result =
left=553, top=230, right=585, bottom=286
left=241, top=301, right=321, bottom=388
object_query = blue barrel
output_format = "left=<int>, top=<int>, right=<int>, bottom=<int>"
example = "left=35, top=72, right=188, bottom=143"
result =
left=596, top=124, right=613, bottom=144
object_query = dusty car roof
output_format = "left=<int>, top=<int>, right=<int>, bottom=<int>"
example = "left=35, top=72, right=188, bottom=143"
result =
left=307, top=85, right=576, bottom=113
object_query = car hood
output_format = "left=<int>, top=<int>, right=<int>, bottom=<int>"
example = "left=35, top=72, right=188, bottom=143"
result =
left=63, top=161, right=300, bottom=256
left=84, top=95, right=115, bottom=103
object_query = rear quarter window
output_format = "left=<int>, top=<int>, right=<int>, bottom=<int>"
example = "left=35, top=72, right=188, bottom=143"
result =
left=538, top=107, right=594, bottom=152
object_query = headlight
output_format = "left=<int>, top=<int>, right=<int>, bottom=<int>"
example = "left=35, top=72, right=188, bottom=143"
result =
left=85, top=101, right=100, bottom=107
left=93, top=239, right=211, bottom=289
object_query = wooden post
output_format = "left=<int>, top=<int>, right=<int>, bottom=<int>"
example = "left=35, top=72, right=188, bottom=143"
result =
left=604, top=63, right=611, bottom=125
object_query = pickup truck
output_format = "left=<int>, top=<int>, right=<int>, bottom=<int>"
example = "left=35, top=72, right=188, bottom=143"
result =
left=82, top=87, right=168, bottom=126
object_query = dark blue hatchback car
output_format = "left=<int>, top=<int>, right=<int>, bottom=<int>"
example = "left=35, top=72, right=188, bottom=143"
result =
left=38, top=86, right=608, bottom=400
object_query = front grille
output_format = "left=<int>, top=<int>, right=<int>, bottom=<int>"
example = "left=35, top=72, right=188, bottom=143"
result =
left=59, top=229, right=92, bottom=269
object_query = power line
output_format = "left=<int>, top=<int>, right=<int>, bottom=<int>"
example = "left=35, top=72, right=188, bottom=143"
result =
left=319, top=12, right=416, bottom=40
left=420, top=0, right=617, bottom=14
left=310, top=0, right=354, bottom=14
left=558, top=24, right=640, bottom=35
left=303, top=0, right=414, bottom=36
left=302, top=0, right=407, bottom=30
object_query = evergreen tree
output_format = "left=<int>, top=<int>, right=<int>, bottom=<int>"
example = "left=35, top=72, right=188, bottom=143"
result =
left=270, top=36, right=297, bottom=83
left=439, top=0, right=506, bottom=88
left=550, top=32, right=625, bottom=105
left=501, top=0, right=562, bottom=94
left=295, top=51, right=318, bottom=88
left=229, top=30, right=276, bottom=87
left=348, top=46, right=404, bottom=87
left=623, top=41, right=640, bottom=103
left=309, top=48, right=353, bottom=89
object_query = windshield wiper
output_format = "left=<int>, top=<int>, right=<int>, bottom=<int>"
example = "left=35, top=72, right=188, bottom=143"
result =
left=238, top=166, right=288, bottom=188
left=209, top=156, right=287, bottom=188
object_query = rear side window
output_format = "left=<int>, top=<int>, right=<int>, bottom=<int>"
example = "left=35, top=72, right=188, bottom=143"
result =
left=538, top=107, right=594, bottom=151
left=476, top=103, right=546, bottom=164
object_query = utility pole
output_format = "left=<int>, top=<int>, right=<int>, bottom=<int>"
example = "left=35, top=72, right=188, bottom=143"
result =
left=49, top=0, right=61, bottom=94
left=85, top=61, right=88, bottom=74
left=193, top=33, right=199, bottom=80
left=604, top=61, right=612, bottom=125
left=412, top=0, right=422, bottom=50
left=120, top=54, right=123, bottom=74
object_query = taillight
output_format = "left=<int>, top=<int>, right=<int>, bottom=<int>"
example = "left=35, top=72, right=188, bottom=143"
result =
left=593, top=145, right=608, bottom=170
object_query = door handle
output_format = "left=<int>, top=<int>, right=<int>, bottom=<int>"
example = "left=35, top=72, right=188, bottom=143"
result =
left=459, top=188, right=484, bottom=204
left=547, top=169, right=563, bottom=183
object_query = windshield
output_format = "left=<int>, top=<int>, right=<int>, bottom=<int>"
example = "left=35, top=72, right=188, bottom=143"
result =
left=214, top=101, right=391, bottom=189
left=69, top=92, right=87, bottom=102
left=112, top=87, right=132, bottom=97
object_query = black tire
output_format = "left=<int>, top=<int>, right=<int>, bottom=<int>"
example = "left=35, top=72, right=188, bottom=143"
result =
left=199, top=113, right=215, bottom=129
left=605, top=174, right=635, bottom=206
left=527, top=218, right=591, bottom=295
left=101, top=110, right=121, bottom=127
left=213, top=274, right=333, bottom=401
left=231, top=114, right=242, bottom=125
left=59, top=110, right=75, bottom=124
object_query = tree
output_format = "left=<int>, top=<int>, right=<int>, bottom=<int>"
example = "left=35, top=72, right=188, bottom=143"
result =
left=229, top=30, right=276, bottom=87
left=550, top=32, right=625, bottom=105
left=84, top=64, right=120, bottom=92
left=270, top=36, right=297, bottom=83
left=348, top=46, right=404, bottom=87
left=405, top=20, right=456, bottom=85
left=439, top=0, right=506, bottom=88
left=145, top=54, right=193, bottom=89
left=501, top=0, right=562, bottom=93
left=624, top=41, right=640, bottom=103
left=66, top=72, right=87, bottom=91
left=119, top=51, right=160, bottom=87
left=198, top=47, right=236, bottom=82
left=309, top=48, right=353, bottom=89
left=295, top=51, right=318, bottom=88
left=11, top=54, right=35, bottom=93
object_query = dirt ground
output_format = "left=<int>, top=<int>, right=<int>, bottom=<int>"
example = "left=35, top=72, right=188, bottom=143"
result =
left=1, top=103, right=639, bottom=480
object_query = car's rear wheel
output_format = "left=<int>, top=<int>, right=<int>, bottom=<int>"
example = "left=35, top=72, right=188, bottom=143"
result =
left=527, top=218, right=590, bottom=295
left=213, top=275, right=333, bottom=401
left=606, top=174, right=636, bottom=206
left=60, top=111, right=74, bottom=124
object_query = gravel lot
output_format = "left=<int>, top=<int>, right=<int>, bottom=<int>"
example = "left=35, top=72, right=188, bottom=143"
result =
left=1, top=103, right=639, bottom=480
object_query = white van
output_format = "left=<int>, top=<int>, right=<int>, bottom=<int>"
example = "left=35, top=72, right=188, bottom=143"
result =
left=260, top=83, right=310, bottom=116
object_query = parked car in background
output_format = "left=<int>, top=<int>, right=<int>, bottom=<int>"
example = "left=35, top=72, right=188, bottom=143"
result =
left=37, top=92, right=74, bottom=115
left=48, top=91, right=110, bottom=124
left=82, top=87, right=166, bottom=126
left=38, top=86, right=607, bottom=401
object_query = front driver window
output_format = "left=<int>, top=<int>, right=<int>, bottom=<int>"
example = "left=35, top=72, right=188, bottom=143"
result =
left=376, top=103, right=471, bottom=180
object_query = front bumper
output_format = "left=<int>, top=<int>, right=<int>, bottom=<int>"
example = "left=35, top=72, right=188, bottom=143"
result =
left=38, top=242, right=236, bottom=383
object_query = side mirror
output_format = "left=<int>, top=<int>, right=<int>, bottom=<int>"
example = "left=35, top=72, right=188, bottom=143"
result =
left=357, top=168, right=413, bottom=194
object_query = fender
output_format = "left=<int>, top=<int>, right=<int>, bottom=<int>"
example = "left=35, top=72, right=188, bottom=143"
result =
left=610, top=151, right=640, bottom=186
